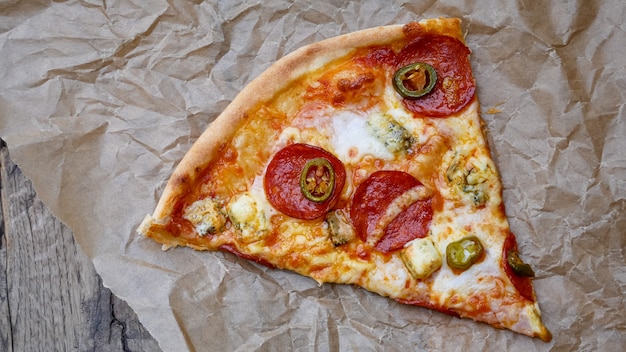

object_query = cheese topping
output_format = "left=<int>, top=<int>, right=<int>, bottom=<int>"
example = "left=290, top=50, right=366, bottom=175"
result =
left=442, top=146, right=501, bottom=208
left=330, top=110, right=394, bottom=162
left=159, top=41, right=547, bottom=339
left=400, top=237, right=443, bottom=280
left=226, top=192, right=270, bottom=244
left=365, top=112, right=413, bottom=154
left=183, top=198, right=227, bottom=236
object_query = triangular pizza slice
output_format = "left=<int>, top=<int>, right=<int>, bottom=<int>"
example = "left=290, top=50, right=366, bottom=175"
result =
left=138, top=18, right=552, bottom=341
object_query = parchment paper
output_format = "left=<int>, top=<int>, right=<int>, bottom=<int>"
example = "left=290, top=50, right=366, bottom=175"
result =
left=1, top=1, right=625, bottom=351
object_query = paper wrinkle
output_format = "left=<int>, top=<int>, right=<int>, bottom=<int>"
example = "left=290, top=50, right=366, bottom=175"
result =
left=2, top=1, right=626, bottom=351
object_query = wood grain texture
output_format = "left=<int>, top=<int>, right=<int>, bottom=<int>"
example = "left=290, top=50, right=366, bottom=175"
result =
left=0, top=140, right=162, bottom=352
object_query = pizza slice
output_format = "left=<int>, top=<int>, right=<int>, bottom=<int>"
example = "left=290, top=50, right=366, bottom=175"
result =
left=138, top=18, right=552, bottom=341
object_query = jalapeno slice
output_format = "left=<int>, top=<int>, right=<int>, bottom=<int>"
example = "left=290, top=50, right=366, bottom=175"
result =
left=393, top=62, right=438, bottom=99
left=446, top=236, right=484, bottom=271
left=506, top=250, right=535, bottom=277
left=300, top=157, right=335, bottom=203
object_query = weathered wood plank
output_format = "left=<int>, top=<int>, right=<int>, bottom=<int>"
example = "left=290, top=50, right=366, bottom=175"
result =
left=0, top=144, right=11, bottom=352
left=0, top=140, right=161, bottom=352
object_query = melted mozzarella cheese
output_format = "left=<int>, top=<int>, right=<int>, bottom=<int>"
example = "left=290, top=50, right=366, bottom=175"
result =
left=367, top=255, right=411, bottom=297
left=275, top=126, right=331, bottom=152
left=330, top=110, right=394, bottom=162
left=249, top=174, right=278, bottom=218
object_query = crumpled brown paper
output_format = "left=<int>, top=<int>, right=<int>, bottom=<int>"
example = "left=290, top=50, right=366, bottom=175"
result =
left=1, top=1, right=625, bottom=351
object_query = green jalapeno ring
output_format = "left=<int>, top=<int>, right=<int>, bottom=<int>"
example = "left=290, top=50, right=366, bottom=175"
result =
left=506, top=250, right=535, bottom=277
left=446, top=235, right=484, bottom=271
left=393, top=62, right=438, bottom=99
left=300, top=157, right=336, bottom=203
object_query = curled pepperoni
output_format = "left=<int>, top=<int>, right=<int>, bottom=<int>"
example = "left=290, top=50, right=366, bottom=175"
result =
left=350, top=171, right=433, bottom=253
left=264, top=143, right=346, bottom=220
left=395, top=34, right=475, bottom=117
left=502, top=233, right=535, bottom=301
left=377, top=197, right=433, bottom=252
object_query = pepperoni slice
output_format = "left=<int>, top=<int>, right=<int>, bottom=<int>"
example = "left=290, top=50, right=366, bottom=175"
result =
left=377, top=197, right=433, bottom=252
left=350, top=171, right=433, bottom=253
left=502, top=233, right=535, bottom=301
left=264, top=143, right=346, bottom=220
left=395, top=34, right=476, bottom=117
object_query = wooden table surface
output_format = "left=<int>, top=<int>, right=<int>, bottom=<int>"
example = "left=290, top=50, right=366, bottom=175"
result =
left=0, top=140, right=162, bottom=351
